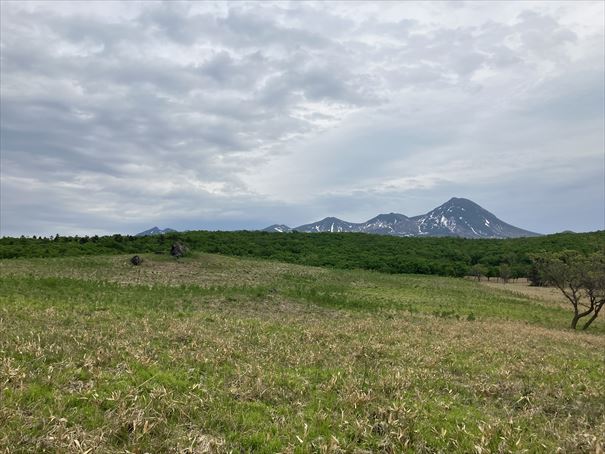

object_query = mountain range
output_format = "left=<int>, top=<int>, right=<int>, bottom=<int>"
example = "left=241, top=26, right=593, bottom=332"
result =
left=135, top=226, right=177, bottom=237
left=262, top=197, right=540, bottom=239
left=135, top=198, right=540, bottom=239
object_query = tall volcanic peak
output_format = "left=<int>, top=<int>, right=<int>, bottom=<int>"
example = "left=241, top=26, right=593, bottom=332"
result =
left=263, top=198, right=540, bottom=239
left=411, top=197, right=538, bottom=238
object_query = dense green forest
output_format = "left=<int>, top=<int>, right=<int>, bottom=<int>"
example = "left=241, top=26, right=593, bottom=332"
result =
left=2, top=230, right=603, bottom=278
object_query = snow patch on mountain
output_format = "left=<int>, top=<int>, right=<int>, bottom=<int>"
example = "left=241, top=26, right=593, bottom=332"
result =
left=262, top=224, right=293, bottom=233
left=136, top=226, right=177, bottom=236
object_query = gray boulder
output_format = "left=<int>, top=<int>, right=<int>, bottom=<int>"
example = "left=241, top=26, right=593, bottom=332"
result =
left=130, top=255, right=143, bottom=266
left=170, top=241, right=188, bottom=258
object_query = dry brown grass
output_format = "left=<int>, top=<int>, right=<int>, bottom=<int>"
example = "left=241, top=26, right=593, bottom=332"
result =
left=0, top=253, right=328, bottom=288
left=480, top=280, right=572, bottom=309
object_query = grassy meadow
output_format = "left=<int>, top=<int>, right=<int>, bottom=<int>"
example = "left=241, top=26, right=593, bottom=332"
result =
left=1, top=253, right=604, bottom=452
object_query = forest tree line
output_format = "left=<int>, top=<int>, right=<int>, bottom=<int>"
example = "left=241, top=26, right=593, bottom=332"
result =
left=2, top=230, right=603, bottom=279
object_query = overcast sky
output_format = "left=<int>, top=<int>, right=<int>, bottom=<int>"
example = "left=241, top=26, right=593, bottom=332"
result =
left=1, top=1, right=603, bottom=236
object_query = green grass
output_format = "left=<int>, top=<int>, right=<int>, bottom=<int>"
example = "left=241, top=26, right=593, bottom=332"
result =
left=1, top=254, right=603, bottom=452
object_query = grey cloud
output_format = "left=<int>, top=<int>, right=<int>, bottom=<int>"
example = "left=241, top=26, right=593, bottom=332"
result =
left=358, top=18, right=418, bottom=39
left=282, top=3, right=357, bottom=37
left=138, top=1, right=199, bottom=45
left=217, top=7, right=330, bottom=50
left=262, top=65, right=378, bottom=106
left=138, top=2, right=331, bottom=51
left=515, top=10, right=578, bottom=58
left=517, top=68, right=604, bottom=122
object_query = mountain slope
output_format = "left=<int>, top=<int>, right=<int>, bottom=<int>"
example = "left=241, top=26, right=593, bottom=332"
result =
left=135, top=227, right=177, bottom=237
left=295, top=217, right=362, bottom=233
left=358, top=213, right=417, bottom=236
left=262, top=224, right=293, bottom=233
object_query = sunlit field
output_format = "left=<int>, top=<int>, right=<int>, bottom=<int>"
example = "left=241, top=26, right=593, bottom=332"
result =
left=1, top=253, right=603, bottom=452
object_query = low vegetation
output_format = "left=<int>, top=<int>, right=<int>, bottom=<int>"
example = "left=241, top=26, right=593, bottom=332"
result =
left=1, top=253, right=603, bottom=452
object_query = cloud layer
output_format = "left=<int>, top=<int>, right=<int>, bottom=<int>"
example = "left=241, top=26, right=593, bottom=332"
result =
left=1, top=1, right=603, bottom=236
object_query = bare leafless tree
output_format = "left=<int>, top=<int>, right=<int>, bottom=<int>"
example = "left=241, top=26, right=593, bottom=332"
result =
left=531, top=251, right=605, bottom=330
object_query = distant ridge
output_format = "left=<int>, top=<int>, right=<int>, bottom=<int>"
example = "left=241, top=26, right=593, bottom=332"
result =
left=262, top=224, right=293, bottom=233
left=294, top=217, right=360, bottom=233
left=135, top=226, right=177, bottom=237
left=262, top=197, right=540, bottom=239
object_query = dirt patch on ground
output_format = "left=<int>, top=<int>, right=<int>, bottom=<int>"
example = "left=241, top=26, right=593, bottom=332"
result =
left=479, top=280, right=569, bottom=308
